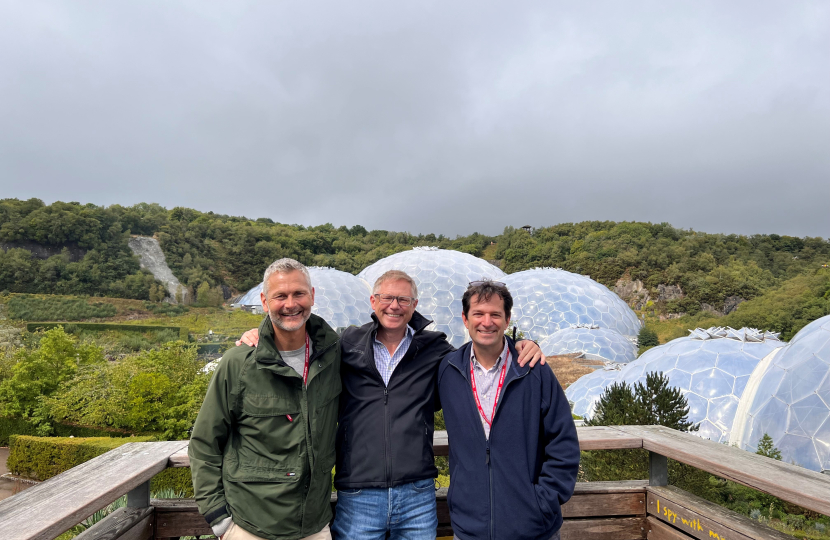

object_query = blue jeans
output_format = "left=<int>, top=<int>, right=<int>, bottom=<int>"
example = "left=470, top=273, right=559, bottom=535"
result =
left=331, top=478, right=438, bottom=540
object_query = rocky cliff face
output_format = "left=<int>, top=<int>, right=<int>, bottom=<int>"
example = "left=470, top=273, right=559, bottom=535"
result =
left=613, top=278, right=650, bottom=310
left=127, top=236, right=186, bottom=303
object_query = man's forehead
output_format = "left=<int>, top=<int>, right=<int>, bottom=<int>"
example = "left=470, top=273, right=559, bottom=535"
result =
left=267, top=271, right=311, bottom=291
left=377, top=279, right=413, bottom=292
left=469, top=294, right=506, bottom=311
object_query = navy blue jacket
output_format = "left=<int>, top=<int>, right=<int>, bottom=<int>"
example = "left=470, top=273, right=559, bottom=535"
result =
left=437, top=339, right=579, bottom=540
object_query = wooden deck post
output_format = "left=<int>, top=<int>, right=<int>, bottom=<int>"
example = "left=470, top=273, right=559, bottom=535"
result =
left=127, top=481, right=151, bottom=508
left=649, top=451, right=668, bottom=487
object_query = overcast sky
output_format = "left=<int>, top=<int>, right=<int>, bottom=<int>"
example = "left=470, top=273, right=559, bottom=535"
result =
left=0, top=1, right=828, bottom=238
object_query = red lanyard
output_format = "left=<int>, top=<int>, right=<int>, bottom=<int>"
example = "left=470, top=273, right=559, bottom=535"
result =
left=470, top=349, right=508, bottom=428
left=301, top=333, right=311, bottom=386
left=288, top=334, right=311, bottom=422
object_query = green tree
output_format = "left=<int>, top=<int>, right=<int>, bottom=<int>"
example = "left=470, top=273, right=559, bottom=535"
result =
left=638, top=327, right=659, bottom=348
left=582, top=372, right=709, bottom=497
left=0, top=327, right=104, bottom=418
left=755, top=433, right=782, bottom=460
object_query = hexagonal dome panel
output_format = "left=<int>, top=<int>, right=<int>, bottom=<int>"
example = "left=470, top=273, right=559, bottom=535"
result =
left=540, top=325, right=637, bottom=364
left=502, top=268, right=641, bottom=342
left=233, top=267, right=372, bottom=330
left=614, top=327, right=784, bottom=443
left=565, top=366, right=625, bottom=419
left=732, top=315, right=830, bottom=472
left=358, top=247, right=506, bottom=347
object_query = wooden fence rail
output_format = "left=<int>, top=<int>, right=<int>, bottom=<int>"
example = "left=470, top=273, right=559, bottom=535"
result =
left=1, top=427, right=828, bottom=540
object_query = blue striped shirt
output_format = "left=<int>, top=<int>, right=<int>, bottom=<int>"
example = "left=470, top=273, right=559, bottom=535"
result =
left=373, top=325, right=414, bottom=386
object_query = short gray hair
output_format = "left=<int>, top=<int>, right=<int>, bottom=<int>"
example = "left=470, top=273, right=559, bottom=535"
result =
left=372, top=270, right=418, bottom=298
left=262, top=258, right=312, bottom=295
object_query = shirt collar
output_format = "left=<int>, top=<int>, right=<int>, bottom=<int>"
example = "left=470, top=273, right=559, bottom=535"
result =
left=373, top=324, right=414, bottom=344
left=470, top=339, right=510, bottom=372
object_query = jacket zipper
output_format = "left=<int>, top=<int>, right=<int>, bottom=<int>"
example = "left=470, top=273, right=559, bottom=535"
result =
left=384, top=386, right=391, bottom=486
left=487, top=440, right=494, bottom=540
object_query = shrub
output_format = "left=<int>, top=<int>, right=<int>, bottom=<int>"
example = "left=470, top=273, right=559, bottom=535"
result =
left=7, top=296, right=117, bottom=321
left=7, top=435, right=192, bottom=495
left=26, top=322, right=189, bottom=341
left=42, top=341, right=206, bottom=437
left=0, top=327, right=105, bottom=418
left=8, top=435, right=156, bottom=480
left=638, top=326, right=659, bottom=349
left=0, top=416, right=132, bottom=446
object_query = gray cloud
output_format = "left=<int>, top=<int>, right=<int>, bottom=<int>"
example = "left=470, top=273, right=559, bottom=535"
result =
left=1, top=0, right=828, bottom=237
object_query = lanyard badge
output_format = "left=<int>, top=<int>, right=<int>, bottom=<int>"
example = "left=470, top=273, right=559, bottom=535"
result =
left=470, top=349, right=508, bottom=428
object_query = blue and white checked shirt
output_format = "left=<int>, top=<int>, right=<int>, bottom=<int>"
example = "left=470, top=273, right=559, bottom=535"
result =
left=373, top=325, right=414, bottom=386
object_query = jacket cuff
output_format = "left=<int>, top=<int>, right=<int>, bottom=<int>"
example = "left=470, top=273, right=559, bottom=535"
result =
left=204, top=503, right=231, bottom=527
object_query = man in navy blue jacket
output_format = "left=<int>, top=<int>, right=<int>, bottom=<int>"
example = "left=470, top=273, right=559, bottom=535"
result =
left=438, top=281, right=580, bottom=540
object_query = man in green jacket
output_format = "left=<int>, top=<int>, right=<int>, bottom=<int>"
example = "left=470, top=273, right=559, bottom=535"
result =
left=189, top=258, right=341, bottom=540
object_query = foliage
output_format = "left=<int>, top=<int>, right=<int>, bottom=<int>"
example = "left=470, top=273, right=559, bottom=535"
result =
left=0, top=327, right=105, bottom=419
left=638, top=326, right=659, bottom=349
left=7, top=434, right=156, bottom=480
left=3, top=200, right=829, bottom=322
left=42, top=341, right=206, bottom=437
left=0, top=416, right=132, bottom=446
left=143, top=301, right=189, bottom=316
left=7, top=295, right=117, bottom=321
left=756, top=433, right=783, bottom=461
left=721, top=271, right=830, bottom=340
left=582, top=372, right=709, bottom=497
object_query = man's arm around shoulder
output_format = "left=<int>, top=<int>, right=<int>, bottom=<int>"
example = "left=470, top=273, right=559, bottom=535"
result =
left=188, top=346, right=247, bottom=533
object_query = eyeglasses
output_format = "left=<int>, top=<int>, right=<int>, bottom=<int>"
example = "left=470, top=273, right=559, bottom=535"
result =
left=374, top=294, right=416, bottom=307
left=468, top=280, right=506, bottom=288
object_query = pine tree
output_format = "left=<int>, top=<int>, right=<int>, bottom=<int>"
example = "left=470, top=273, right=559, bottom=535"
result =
left=638, top=327, right=659, bottom=348
left=634, top=372, right=697, bottom=431
left=586, top=382, right=641, bottom=426
left=582, top=371, right=709, bottom=497
left=755, top=433, right=782, bottom=460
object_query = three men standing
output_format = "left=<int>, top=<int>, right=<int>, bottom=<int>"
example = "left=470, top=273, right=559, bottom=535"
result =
left=189, top=258, right=567, bottom=540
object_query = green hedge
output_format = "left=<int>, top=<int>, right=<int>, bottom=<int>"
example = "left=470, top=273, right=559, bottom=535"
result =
left=0, top=417, right=133, bottom=446
left=7, top=435, right=193, bottom=495
left=7, top=296, right=117, bottom=321
left=26, top=322, right=189, bottom=340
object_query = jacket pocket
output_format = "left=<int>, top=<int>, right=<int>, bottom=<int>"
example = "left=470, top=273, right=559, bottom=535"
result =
left=534, top=484, right=557, bottom=529
left=242, top=393, right=300, bottom=416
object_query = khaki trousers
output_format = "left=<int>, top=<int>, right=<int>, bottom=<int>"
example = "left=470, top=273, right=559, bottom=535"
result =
left=225, top=523, right=331, bottom=540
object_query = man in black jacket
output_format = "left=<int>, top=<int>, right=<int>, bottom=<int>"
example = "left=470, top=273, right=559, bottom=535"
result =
left=239, top=270, right=543, bottom=539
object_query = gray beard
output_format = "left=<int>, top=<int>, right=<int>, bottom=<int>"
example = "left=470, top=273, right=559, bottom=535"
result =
left=269, top=308, right=311, bottom=332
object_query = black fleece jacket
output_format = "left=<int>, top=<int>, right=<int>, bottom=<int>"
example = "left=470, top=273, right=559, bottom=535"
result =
left=333, top=311, right=454, bottom=489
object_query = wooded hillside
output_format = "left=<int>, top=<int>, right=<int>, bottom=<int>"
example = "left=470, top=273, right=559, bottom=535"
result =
left=1, top=198, right=828, bottom=339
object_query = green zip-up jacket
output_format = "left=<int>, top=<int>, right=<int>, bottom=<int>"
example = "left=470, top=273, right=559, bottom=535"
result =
left=189, top=314, right=341, bottom=540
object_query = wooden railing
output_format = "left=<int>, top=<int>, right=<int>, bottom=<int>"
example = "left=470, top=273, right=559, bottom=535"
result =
left=1, top=426, right=829, bottom=540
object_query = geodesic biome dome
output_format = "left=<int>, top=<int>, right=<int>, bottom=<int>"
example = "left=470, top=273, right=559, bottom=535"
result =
left=357, top=247, right=506, bottom=347
left=539, top=325, right=637, bottom=364
left=233, top=267, right=373, bottom=330
left=615, top=327, right=784, bottom=443
left=502, top=268, right=641, bottom=342
left=731, top=314, right=830, bottom=472
left=565, top=365, right=625, bottom=419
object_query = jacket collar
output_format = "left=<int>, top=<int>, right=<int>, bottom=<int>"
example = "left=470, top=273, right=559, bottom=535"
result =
left=448, top=336, right=528, bottom=384
left=254, top=313, right=338, bottom=374
left=368, top=310, right=433, bottom=336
